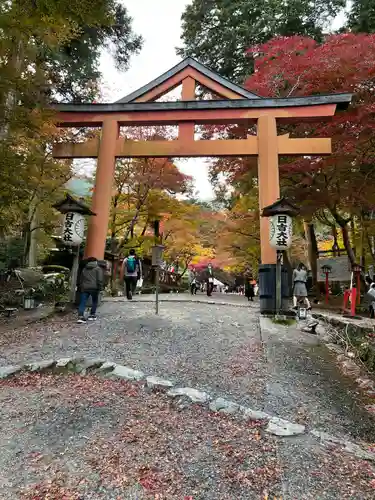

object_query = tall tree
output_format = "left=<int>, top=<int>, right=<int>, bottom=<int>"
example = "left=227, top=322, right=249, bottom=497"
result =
left=348, top=0, right=375, bottom=33
left=177, top=0, right=345, bottom=83
left=0, top=0, right=142, bottom=263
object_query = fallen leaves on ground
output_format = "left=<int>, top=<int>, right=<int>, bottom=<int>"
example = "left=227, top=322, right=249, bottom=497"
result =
left=305, top=444, right=375, bottom=499
left=2, top=372, right=375, bottom=499
left=0, top=372, right=282, bottom=499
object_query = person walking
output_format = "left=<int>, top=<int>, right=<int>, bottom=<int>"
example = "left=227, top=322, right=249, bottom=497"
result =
left=292, top=263, right=311, bottom=310
left=190, top=268, right=198, bottom=295
left=205, top=263, right=215, bottom=297
left=122, top=249, right=142, bottom=300
left=77, top=257, right=103, bottom=323
left=245, top=276, right=256, bottom=302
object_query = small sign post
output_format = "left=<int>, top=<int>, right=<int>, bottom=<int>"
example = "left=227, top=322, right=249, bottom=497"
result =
left=152, top=244, right=164, bottom=315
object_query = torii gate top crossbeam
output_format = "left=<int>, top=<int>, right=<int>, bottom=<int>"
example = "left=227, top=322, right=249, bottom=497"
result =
left=54, top=94, right=351, bottom=127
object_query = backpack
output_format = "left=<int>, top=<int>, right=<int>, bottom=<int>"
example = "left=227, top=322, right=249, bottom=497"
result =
left=126, top=256, right=137, bottom=274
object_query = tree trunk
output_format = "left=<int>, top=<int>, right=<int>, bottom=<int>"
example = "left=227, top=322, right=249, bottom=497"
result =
left=350, top=218, right=357, bottom=258
left=332, top=225, right=339, bottom=256
left=304, top=220, right=319, bottom=296
left=27, top=204, right=38, bottom=267
left=341, top=223, right=357, bottom=266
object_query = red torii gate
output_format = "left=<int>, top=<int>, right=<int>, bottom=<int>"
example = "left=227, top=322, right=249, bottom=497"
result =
left=52, top=57, right=351, bottom=265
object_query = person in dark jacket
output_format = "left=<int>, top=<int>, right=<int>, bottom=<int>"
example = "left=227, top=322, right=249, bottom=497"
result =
left=77, top=257, right=103, bottom=323
left=204, top=263, right=215, bottom=297
left=245, top=273, right=256, bottom=302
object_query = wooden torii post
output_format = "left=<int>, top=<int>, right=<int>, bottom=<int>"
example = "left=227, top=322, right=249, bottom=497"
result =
left=52, top=57, right=351, bottom=265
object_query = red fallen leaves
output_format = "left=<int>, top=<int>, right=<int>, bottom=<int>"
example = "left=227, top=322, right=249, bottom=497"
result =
left=21, top=476, right=83, bottom=500
left=138, top=466, right=165, bottom=492
left=1, top=372, right=141, bottom=400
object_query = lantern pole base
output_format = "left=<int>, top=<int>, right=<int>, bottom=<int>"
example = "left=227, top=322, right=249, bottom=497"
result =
left=258, top=264, right=291, bottom=315
left=70, top=245, right=80, bottom=303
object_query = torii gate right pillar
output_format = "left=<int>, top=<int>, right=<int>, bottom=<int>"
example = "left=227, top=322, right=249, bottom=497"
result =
left=257, top=114, right=279, bottom=265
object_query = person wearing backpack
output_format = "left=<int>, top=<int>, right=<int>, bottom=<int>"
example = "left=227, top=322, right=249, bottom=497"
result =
left=122, top=249, right=142, bottom=300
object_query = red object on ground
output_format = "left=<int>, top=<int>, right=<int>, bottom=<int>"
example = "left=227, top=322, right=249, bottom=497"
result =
left=342, top=288, right=357, bottom=317
left=351, top=287, right=357, bottom=316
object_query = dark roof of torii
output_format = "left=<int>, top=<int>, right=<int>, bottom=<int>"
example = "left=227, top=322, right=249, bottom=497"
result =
left=51, top=56, right=352, bottom=112
left=53, top=93, right=352, bottom=113
left=116, top=56, right=261, bottom=102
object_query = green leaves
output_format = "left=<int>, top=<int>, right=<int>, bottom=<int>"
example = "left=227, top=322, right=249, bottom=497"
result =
left=178, top=0, right=345, bottom=84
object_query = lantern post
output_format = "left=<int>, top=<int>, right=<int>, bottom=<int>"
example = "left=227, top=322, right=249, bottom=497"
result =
left=352, top=263, right=362, bottom=306
left=321, top=264, right=332, bottom=305
left=53, top=194, right=96, bottom=303
left=261, top=198, right=299, bottom=315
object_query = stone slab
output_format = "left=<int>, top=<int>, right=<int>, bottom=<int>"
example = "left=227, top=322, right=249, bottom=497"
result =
left=97, top=361, right=116, bottom=373
left=265, top=417, right=305, bottom=436
left=167, top=387, right=210, bottom=404
left=111, top=365, right=145, bottom=381
left=75, top=358, right=105, bottom=374
left=146, top=376, right=174, bottom=390
left=242, top=408, right=271, bottom=421
left=56, top=358, right=74, bottom=367
left=0, top=365, right=22, bottom=379
left=209, top=397, right=240, bottom=414
left=25, top=360, right=56, bottom=372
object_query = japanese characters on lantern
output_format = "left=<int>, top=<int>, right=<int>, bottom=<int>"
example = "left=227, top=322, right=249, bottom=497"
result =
left=269, top=214, right=292, bottom=250
left=62, top=212, right=85, bottom=246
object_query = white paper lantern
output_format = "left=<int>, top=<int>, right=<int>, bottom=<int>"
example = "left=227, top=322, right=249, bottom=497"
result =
left=62, top=212, right=85, bottom=246
left=269, top=214, right=293, bottom=250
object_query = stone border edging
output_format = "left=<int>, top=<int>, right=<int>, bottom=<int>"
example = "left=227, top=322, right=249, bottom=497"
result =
left=1, top=357, right=375, bottom=461
left=0, top=357, right=303, bottom=438
left=312, top=311, right=375, bottom=335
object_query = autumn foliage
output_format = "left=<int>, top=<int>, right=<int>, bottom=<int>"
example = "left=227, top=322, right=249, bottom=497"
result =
left=244, top=33, right=375, bottom=265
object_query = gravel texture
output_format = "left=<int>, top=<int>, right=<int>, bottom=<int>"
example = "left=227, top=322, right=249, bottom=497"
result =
left=1, top=297, right=375, bottom=497
left=0, top=372, right=282, bottom=499
left=260, top=317, right=375, bottom=441
left=0, top=371, right=375, bottom=499
left=0, top=299, right=266, bottom=411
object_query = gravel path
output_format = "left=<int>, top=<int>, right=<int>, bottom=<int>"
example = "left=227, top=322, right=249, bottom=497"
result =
left=0, top=372, right=283, bottom=499
left=1, top=372, right=375, bottom=499
left=0, top=299, right=266, bottom=409
left=1, top=297, right=375, bottom=497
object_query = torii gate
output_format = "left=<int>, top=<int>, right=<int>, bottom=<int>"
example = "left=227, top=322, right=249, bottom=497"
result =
left=52, top=57, right=351, bottom=265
